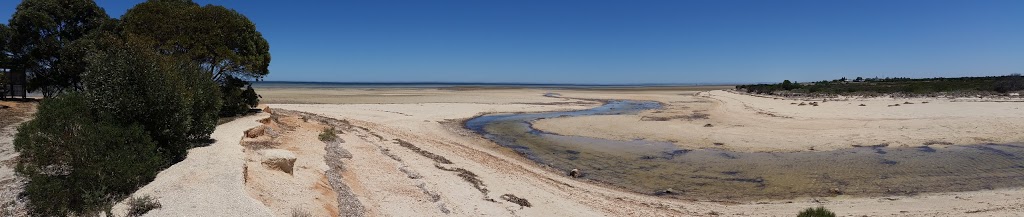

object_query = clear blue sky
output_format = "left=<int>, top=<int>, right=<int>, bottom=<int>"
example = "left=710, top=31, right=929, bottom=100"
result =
left=2, top=0, right=1023, bottom=84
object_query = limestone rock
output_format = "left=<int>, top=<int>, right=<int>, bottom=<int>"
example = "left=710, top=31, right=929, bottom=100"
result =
left=258, top=149, right=297, bottom=174
left=245, top=126, right=266, bottom=138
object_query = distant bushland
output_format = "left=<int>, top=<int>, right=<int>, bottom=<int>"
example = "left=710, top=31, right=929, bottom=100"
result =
left=736, top=74, right=1024, bottom=97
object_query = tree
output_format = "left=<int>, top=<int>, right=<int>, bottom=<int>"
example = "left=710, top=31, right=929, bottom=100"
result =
left=122, top=0, right=270, bottom=115
left=0, top=23, right=9, bottom=68
left=0, top=24, right=8, bottom=98
left=14, top=30, right=222, bottom=215
left=7, top=0, right=109, bottom=97
left=14, top=93, right=164, bottom=215
left=81, top=32, right=221, bottom=161
left=781, top=80, right=794, bottom=90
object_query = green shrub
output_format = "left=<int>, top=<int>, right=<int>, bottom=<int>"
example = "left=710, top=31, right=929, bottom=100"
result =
left=81, top=34, right=220, bottom=162
left=797, top=206, right=836, bottom=217
left=319, top=127, right=338, bottom=142
left=14, top=94, right=164, bottom=216
left=126, top=195, right=162, bottom=217
left=219, top=76, right=257, bottom=117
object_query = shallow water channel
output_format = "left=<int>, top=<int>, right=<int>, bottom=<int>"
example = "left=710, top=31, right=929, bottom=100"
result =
left=466, top=100, right=1024, bottom=201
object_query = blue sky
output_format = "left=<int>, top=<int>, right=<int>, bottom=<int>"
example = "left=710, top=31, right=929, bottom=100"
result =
left=2, top=0, right=1023, bottom=84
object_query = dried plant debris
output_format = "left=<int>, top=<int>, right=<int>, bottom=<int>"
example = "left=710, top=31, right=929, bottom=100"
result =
left=396, top=139, right=453, bottom=164
left=436, top=164, right=488, bottom=194
left=500, top=194, right=532, bottom=207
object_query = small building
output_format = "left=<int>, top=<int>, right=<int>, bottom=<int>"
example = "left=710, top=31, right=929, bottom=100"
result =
left=1, top=68, right=28, bottom=99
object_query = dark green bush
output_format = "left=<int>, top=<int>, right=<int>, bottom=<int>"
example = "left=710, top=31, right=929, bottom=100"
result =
left=126, top=195, right=162, bottom=217
left=81, top=34, right=221, bottom=161
left=797, top=206, right=836, bottom=217
left=219, top=76, right=260, bottom=117
left=14, top=94, right=164, bottom=216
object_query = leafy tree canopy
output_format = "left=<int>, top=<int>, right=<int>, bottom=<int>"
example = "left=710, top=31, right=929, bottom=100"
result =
left=1, top=23, right=10, bottom=67
left=80, top=30, right=221, bottom=161
left=122, top=0, right=270, bottom=82
left=7, top=0, right=109, bottom=97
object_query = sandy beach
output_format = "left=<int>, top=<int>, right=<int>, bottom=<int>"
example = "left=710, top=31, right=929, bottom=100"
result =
left=252, top=87, right=1024, bottom=216
left=5, top=87, right=1024, bottom=216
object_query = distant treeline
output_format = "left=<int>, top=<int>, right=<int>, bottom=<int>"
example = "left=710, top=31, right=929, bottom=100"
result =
left=736, top=74, right=1024, bottom=96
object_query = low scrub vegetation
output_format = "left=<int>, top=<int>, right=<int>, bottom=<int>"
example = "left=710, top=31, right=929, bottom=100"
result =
left=319, top=127, right=339, bottom=142
left=126, top=195, right=162, bottom=217
left=797, top=206, right=836, bottom=217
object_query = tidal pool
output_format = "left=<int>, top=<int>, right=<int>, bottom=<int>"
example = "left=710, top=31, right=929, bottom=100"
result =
left=466, top=100, right=1024, bottom=201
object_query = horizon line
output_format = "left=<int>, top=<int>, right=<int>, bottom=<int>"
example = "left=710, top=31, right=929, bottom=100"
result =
left=255, top=80, right=747, bottom=86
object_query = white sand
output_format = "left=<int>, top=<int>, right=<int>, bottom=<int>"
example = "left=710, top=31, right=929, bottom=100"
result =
left=111, top=113, right=274, bottom=216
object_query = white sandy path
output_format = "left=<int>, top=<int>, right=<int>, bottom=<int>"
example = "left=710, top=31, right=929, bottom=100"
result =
left=111, top=113, right=274, bottom=217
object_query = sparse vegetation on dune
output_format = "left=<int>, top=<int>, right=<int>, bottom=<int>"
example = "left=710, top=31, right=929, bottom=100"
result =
left=319, top=126, right=339, bottom=142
